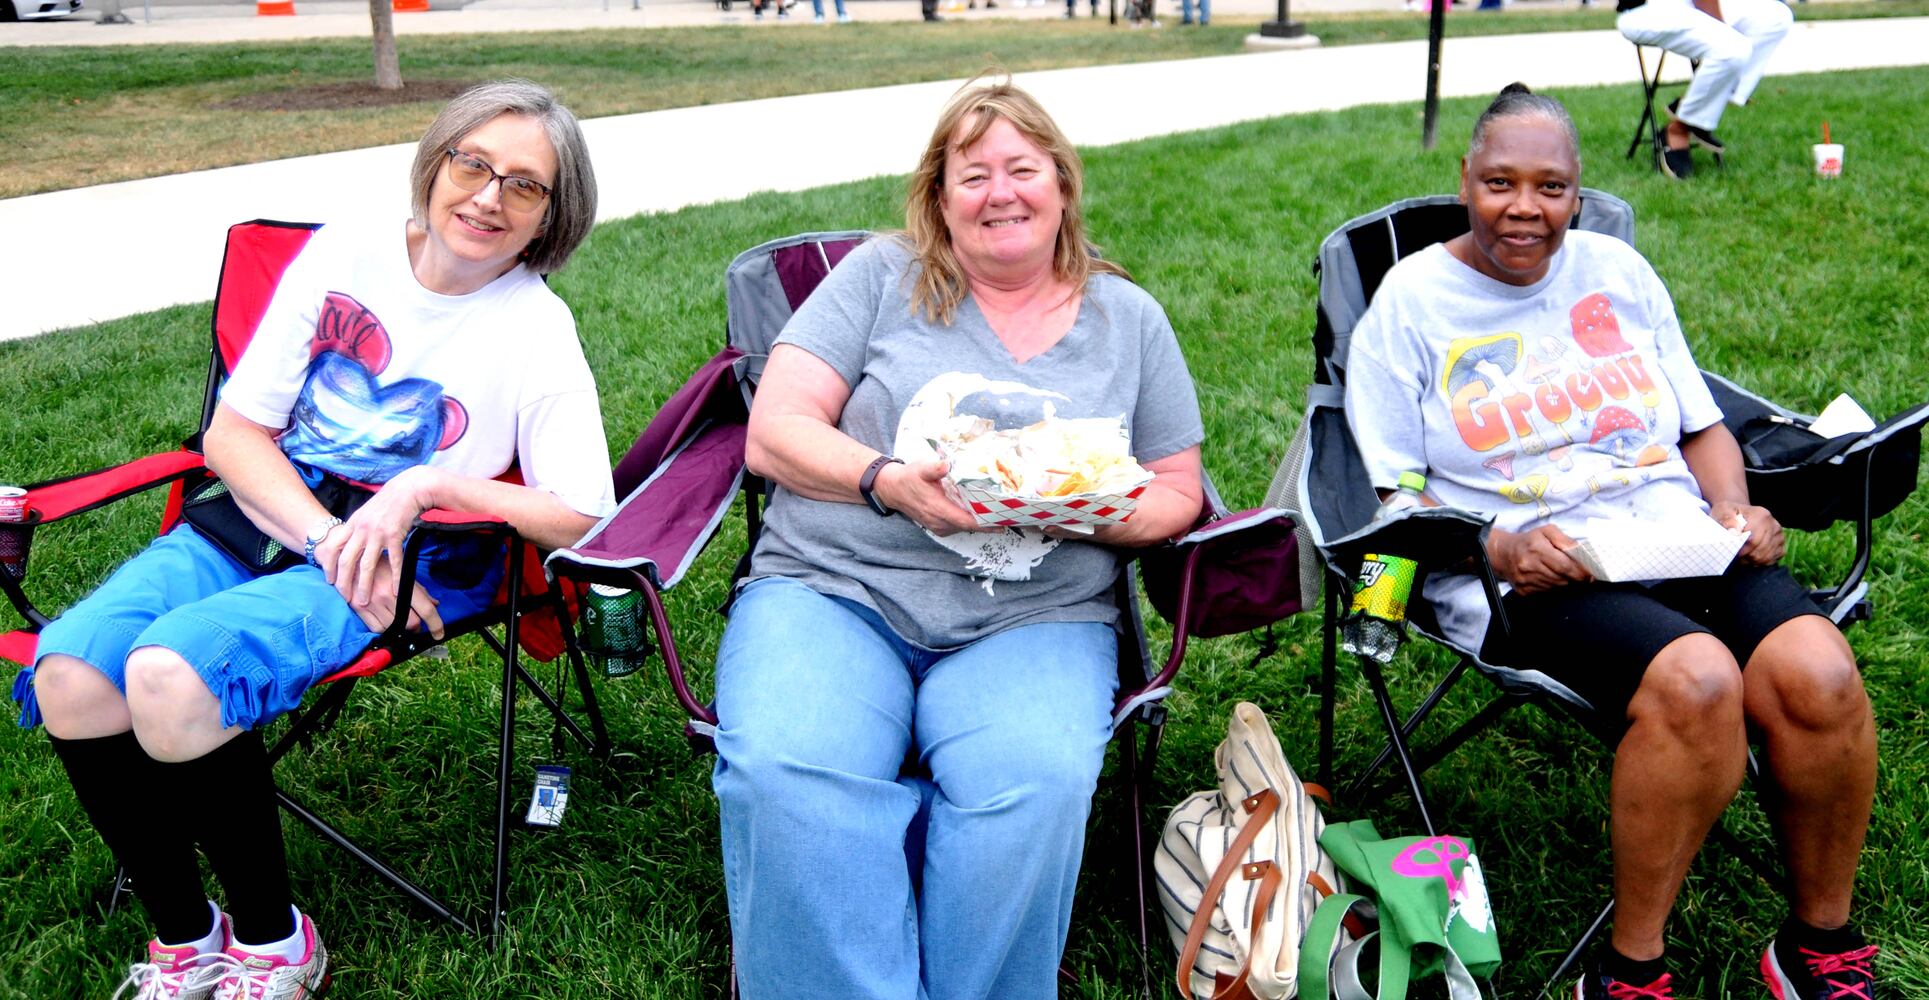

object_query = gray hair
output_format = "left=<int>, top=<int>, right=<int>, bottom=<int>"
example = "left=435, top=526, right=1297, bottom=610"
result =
left=1468, top=82, right=1581, bottom=165
left=409, top=79, right=598, bottom=275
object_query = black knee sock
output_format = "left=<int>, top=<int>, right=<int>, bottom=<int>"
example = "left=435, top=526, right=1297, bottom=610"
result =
left=48, top=731, right=211, bottom=943
left=1602, top=946, right=1668, bottom=986
left=1780, top=913, right=1865, bottom=954
left=166, top=730, right=295, bottom=944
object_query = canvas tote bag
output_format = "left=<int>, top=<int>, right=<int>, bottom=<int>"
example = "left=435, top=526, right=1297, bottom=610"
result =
left=1156, top=702, right=1352, bottom=999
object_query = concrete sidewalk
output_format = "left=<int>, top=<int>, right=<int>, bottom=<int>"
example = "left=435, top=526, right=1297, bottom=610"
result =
left=1, top=0, right=1403, bottom=46
left=5, top=16, right=1927, bottom=339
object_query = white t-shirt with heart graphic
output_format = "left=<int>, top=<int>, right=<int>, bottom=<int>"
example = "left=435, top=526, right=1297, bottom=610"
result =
left=222, top=218, right=615, bottom=519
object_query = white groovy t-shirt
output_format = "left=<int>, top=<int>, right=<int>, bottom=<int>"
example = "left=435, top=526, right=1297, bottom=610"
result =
left=1345, top=232, right=1724, bottom=650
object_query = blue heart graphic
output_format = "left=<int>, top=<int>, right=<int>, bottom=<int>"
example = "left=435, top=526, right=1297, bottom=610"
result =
left=282, top=351, right=448, bottom=483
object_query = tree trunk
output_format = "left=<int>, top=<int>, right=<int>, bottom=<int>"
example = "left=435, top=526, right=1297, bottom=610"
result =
left=370, top=0, right=402, bottom=91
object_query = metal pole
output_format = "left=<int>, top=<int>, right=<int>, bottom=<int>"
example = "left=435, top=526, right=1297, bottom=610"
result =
left=1260, top=0, right=1303, bottom=39
left=1422, top=0, right=1445, bottom=148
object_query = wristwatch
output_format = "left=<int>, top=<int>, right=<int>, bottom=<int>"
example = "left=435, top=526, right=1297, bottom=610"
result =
left=858, top=455, right=905, bottom=517
left=303, top=515, right=344, bottom=567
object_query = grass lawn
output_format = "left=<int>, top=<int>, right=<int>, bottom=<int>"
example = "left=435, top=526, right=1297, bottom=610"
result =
left=3, top=65, right=1928, bottom=999
left=4, top=0, right=1928, bottom=197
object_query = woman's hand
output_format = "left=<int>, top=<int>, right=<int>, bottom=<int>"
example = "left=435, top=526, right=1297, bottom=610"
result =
left=1486, top=524, right=1592, bottom=593
left=323, top=465, right=443, bottom=608
left=339, top=555, right=445, bottom=639
left=1707, top=499, right=1784, bottom=565
left=874, top=459, right=985, bottom=536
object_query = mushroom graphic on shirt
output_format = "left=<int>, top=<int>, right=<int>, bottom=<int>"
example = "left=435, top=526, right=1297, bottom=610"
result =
left=1590, top=405, right=1648, bottom=463
left=1570, top=293, right=1632, bottom=358
left=1441, top=331, right=1523, bottom=400
left=1499, top=473, right=1552, bottom=520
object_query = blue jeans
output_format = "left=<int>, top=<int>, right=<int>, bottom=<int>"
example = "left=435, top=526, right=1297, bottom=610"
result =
left=1181, top=0, right=1208, bottom=23
left=712, top=576, right=1119, bottom=1000
left=810, top=0, right=846, bottom=14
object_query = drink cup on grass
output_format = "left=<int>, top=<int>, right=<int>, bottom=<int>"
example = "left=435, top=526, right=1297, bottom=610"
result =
left=1812, top=143, right=1844, bottom=178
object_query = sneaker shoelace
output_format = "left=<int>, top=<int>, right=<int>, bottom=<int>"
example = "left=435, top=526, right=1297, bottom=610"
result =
left=111, top=962, right=176, bottom=1000
left=113, top=955, right=244, bottom=1000
left=214, top=955, right=296, bottom=1000
left=1801, top=944, right=1879, bottom=1000
left=1605, top=973, right=1674, bottom=1000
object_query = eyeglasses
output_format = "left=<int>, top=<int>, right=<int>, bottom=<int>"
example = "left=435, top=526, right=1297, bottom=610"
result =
left=443, top=148, right=552, bottom=213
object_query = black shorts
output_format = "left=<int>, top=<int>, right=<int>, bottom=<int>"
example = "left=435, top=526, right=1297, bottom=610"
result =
left=1478, top=562, right=1825, bottom=719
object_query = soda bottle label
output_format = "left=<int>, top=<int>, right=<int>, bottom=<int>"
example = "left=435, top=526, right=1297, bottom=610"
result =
left=1349, top=554, right=1417, bottom=623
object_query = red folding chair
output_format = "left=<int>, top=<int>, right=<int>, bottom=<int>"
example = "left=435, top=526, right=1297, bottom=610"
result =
left=1, top=219, right=608, bottom=943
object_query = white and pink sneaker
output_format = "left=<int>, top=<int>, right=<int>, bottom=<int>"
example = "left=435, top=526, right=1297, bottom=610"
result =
left=111, top=913, right=239, bottom=1000
left=211, top=914, right=329, bottom=1000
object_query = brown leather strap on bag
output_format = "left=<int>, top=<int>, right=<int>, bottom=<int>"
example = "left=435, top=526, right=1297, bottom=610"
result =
left=1176, top=788, right=1279, bottom=1000
left=1234, top=859, right=1284, bottom=994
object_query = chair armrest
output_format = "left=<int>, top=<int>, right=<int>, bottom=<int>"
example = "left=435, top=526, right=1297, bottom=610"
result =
left=547, top=419, right=749, bottom=730
left=1319, top=505, right=1491, bottom=572
left=1319, top=506, right=1514, bottom=639
left=547, top=420, right=746, bottom=591
left=2, top=450, right=207, bottom=629
left=373, top=512, right=523, bottom=645
left=13, top=450, right=205, bottom=524
left=1125, top=507, right=1304, bottom=724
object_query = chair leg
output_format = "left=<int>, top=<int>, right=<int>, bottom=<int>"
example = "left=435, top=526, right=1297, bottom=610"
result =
left=1343, top=657, right=1477, bottom=799
left=565, top=639, right=611, bottom=756
left=1358, top=654, right=1438, bottom=837
left=1627, top=47, right=1669, bottom=171
left=1539, top=898, right=1613, bottom=999
left=275, top=788, right=475, bottom=933
left=1119, top=717, right=1160, bottom=1000
left=1319, top=580, right=1339, bottom=791
left=104, top=867, right=134, bottom=918
left=489, top=550, right=524, bottom=946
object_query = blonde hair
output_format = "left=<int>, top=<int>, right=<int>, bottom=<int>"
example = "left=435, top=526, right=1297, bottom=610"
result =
left=900, top=75, right=1128, bottom=326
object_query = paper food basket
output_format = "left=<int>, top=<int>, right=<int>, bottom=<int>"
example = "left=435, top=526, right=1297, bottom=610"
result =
left=947, top=476, right=1152, bottom=529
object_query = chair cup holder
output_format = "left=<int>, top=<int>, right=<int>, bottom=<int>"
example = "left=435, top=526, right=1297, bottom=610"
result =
left=0, top=510, right=42, bottom=581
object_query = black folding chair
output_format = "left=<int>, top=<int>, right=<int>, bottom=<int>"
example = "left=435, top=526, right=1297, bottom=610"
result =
left=1626, top=43, right=1722, bottom=173
left=1265, top=191, right=1927, bottom=993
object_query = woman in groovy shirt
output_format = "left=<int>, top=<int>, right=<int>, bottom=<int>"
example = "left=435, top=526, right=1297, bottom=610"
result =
left=1344, top=84, right=1879, bottom=1000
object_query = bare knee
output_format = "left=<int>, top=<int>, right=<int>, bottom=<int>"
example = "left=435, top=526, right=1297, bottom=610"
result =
left=1747, top=620, right=1866, bottom=734
left=124, top=647, right=224, bottom=762
left=1629, top=634, right=1744, bottom=737
left=33, top=654, right=132, bottom=739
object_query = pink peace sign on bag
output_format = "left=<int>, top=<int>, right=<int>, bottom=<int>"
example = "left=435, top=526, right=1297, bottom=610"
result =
left=1391, top=835, right=1471, bottom=899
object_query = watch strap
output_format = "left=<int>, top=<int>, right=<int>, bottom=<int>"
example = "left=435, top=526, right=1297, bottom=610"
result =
left=303, top=515, right=344, bottom=567
left=858, top=456, right=904, bottom=517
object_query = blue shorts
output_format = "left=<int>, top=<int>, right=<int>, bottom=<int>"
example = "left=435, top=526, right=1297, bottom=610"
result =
left=13, top=524, right=504, bottom=731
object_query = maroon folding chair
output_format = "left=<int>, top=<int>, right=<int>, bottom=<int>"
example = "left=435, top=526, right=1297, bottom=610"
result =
left=543, top=231, right=1307, bottom=996
left=0, top=219, right=608, bottom=944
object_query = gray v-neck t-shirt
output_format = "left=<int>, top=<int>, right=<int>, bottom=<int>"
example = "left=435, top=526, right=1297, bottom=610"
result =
left=748, top=237, right=1205, bottom=650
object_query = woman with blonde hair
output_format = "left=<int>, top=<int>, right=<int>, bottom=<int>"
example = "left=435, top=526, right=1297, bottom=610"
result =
left=713, top=76, right=1205, bottom=999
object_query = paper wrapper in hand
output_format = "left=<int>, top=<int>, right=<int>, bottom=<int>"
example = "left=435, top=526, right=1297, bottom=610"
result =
left=1565, top=515, right=1748, bottom=582
left=905, top=373, right=1155, bottom=529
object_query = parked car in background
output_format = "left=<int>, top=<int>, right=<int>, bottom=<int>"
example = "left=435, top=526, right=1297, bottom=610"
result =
left=1, top=0, right=84, bottom=20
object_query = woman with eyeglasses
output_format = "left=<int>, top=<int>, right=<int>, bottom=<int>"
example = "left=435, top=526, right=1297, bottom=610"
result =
left=15, top=80, right=614, bottom=999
